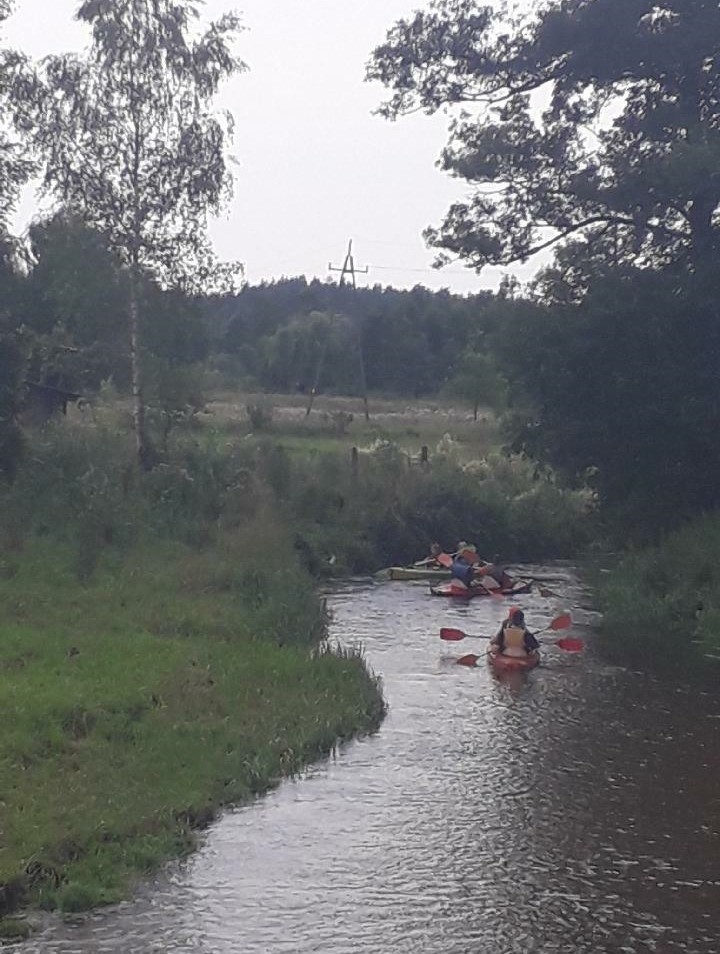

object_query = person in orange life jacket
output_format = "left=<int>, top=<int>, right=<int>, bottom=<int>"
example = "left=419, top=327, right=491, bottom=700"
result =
left=490, top=608, right=539, bottom=657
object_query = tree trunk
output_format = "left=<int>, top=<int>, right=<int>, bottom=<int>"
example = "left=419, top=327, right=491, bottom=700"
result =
left=128, top=271, right=151, bottom=468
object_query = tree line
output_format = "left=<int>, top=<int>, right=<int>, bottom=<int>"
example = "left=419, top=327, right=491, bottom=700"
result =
left=3, top=0, right=720, bottom=542
left=208, top=277, right=499, bottom=399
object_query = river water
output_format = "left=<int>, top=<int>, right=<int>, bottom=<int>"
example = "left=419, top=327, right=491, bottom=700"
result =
left=21, top=571, right=720, bottom=953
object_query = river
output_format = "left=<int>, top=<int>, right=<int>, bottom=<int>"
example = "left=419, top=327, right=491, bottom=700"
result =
left=20, top=570, right=720, bottom=953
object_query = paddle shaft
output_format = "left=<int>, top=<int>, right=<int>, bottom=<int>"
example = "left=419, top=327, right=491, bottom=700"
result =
left=443, top=623, right=562, bottom=642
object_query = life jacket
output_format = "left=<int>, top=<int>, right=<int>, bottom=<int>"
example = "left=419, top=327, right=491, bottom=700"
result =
left=450, top=560, right=474, bottom=587
left=502, top=624, right=528, bottom=657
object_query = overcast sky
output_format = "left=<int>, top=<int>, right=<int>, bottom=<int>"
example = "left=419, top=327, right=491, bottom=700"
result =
left=7, top=0, right=540, bottom=295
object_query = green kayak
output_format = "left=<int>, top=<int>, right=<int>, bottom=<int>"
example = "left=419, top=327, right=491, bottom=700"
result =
left=376, top=566, right=452, bottom=581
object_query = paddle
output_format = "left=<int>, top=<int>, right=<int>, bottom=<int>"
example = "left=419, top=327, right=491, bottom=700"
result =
left=441, top=612, right=572, bottom=641
left=443, top=613, right=583, bottom=658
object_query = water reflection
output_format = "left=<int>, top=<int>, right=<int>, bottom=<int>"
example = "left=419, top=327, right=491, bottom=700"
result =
left=19, top=571, right=720, bottom=954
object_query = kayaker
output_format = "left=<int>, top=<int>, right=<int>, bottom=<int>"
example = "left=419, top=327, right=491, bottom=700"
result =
left=415, top=542, right=452, bottom=568
left=454, top=541, right=481, bottom=564
left=450, top=554, right=476, bottom=589
left=452, top=542, right=513, bottom=586
left=449, top=549, right=498, bottom=594
left=490, top=608, right=540, bottom=657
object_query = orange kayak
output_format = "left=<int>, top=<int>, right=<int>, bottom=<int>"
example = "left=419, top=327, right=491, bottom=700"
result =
left=430, top=580, right=532, bottom=598
left=487, top=647, right=540, bottom=671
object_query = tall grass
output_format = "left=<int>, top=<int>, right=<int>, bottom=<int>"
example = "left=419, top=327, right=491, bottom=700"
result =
left=0, top=419, right=385, bottom=916
left=0, top=533, right=384, bottom=914
left=594, top=514, right=720, bottom=668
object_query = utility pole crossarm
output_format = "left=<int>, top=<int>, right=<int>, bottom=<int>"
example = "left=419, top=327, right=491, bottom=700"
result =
left=328, top=239, right=369, bottom=288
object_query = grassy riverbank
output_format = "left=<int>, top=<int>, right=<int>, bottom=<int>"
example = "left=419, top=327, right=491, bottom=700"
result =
left=0, top=393, right=595, bottom=922
left=0, top=411, right=388, bottom=920
left=0, top=529, right=383, bottom=918
left=594, top=514, right=720, bottom=668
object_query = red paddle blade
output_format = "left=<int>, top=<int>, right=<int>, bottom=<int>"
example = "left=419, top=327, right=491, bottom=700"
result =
left=440, top=627, right=466, bottom=641
left=555, top=637, right=584, bottom=652
left=437, top=552, right=453, bottom=567
left=549, top=612, right=572, bottom=631
left=456, top=653, right=480, bottom=667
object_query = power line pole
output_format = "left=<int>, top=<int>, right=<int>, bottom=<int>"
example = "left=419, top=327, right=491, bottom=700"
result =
left=328, top=239, right=368, bottom=289
left=328, top=240, right=370, bottom=421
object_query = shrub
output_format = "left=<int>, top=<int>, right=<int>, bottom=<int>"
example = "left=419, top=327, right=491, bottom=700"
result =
left=246, top=401, right=274, bottom=432
left=595, top=514, right=720, bottom=666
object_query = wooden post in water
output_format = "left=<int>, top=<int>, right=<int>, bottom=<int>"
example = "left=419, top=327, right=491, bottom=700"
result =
left=351, top=446, right=359, bottom=479
left=420, top=445, right=429, bottom=467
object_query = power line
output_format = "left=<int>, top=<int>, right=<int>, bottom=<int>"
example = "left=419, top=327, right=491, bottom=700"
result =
left=367, top=263, right=477, bottom=276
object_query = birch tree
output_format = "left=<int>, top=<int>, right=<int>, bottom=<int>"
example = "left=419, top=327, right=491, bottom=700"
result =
left=32, top=0, right=245, bottom=466
left=0, top=0, right=35, bottom=480
left=0, top=0, right=34, bottom=238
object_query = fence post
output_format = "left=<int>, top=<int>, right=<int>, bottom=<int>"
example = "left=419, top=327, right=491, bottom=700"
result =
left=351, top=446, right=359, bottom=478
left=420, top=445, right=429, bottom=467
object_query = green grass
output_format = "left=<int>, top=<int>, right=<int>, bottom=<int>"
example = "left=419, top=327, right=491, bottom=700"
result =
left=0, top=535, right=384, bottom=915
left=206, top=389, right=500, bottom=460
left=594, top=513, right=720, bottom=669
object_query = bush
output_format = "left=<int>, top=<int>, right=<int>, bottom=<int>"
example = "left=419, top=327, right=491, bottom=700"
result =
left=278, top=441, right=593, bottom=573
left=595, top=514, right=720, bottom=667
left=246, top=401, right=274, bottom=432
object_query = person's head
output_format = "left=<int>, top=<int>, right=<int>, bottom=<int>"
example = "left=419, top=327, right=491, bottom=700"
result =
left=430, top=542, right=441, bottom=556
left=509, top=608, right=525, bottom=626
